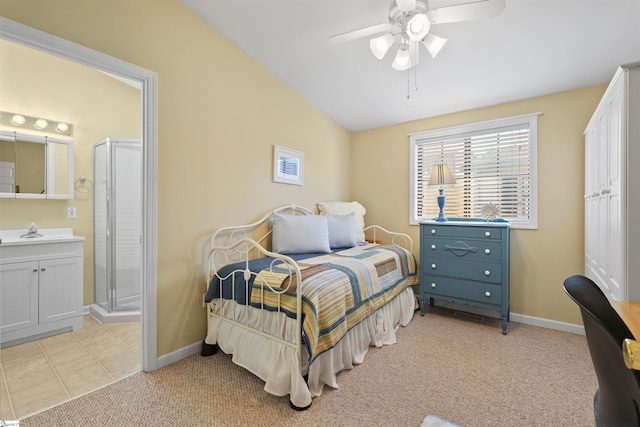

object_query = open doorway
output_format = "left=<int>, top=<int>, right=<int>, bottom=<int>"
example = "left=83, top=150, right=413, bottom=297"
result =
left=0, top=16, right=157, bottom=418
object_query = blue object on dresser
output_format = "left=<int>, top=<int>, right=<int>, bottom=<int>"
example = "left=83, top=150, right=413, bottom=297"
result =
left=419, top=219, right=511, bottom=334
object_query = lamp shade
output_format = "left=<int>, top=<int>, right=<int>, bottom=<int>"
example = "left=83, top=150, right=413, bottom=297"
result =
left=392, top=44, right=411, bottom=71
left=422, top=32, right=448, bottom=58
left=428, top=163, right=456, bottom=186
left=370, top=33, right=395, bottom=59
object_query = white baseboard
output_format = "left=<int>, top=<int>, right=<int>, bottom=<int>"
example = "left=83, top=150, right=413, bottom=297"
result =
left=510, top=312, right=585, bottom=335
left=157, top=340, right=202, bottom=369
left=429, top=299, right=586, bottom=335
left=152, top=312, right=585, bottom=371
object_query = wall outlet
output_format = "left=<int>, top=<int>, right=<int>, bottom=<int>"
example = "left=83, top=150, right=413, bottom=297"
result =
left=67, top=207, right=77, bottom=219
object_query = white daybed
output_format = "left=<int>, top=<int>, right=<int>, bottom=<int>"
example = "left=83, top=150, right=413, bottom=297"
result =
left=202, top=204, right=418, bottom=409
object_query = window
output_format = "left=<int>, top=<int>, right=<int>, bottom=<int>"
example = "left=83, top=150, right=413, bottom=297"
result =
left=410, top=114, right=538, bottom=229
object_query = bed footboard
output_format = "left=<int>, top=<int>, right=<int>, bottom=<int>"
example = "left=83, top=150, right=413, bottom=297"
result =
left=205, top=235, right=312, bottom=409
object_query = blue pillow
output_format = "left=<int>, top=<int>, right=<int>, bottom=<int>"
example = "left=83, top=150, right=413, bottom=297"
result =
left=271, top=213, right=331, bottom=254
left=326, top=214, right=358, bottom=249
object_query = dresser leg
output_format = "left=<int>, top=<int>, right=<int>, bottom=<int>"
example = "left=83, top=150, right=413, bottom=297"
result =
left=419, top=297, right=425, bottom=316
left=502, top=316, right=508, bottom=335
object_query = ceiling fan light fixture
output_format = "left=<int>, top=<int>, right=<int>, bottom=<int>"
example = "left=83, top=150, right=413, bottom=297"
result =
left=422, top=32, right=448, bottom=58
left=407, top=13, right=430, bottom=41
left=370, top=33, right=395, bottom=59
left=392, top=44, right=411, bottom=71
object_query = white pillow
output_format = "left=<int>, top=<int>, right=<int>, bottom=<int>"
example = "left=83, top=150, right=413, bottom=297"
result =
left=317, top=201, right=366, bottom=243
left=271, top=213, right=331, bottom=254
left=326, top=214, right=358, bottom=249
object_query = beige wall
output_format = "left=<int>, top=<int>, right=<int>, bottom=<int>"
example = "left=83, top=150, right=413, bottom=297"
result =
left=0, top=39, right=141, bottom=306
left=352, top=85, right=607, bottom=325
left=0, top=0, right=606, bottom=356
left=0, top=0, right=351, bottom=357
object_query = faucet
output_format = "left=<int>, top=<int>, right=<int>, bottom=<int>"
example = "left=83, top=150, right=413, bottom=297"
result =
left=20, top=222, right=42, bottom=238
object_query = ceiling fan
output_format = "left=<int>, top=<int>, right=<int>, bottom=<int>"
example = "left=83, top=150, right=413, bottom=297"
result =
left=329, top=0, right=506, bottom=71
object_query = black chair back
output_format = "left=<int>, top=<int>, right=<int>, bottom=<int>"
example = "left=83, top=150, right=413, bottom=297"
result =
left=564, top=274, right=640, bottom=426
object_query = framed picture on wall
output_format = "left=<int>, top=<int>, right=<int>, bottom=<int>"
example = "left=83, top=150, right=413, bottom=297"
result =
left=273, top=145, right=303, bottom=186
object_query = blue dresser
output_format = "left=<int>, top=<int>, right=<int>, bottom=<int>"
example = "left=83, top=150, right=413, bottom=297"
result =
left=419, top=219, right=511, bottom=334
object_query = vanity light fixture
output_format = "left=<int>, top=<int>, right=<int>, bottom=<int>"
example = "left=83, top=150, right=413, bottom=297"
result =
left=0, top=110, right=73, bottom=136
left=56, top=122, right=70, bottom=133
left=11, top=114, right=26, bottom=126
left=34, top=118, right=49, bottom=129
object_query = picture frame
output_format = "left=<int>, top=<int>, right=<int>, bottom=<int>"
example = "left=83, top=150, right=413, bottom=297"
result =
left=273, top=145, right=303, bottom=186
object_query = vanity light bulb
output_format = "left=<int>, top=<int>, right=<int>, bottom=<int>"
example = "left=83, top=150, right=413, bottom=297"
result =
left=56, top=122, right=69, bottom=133
left=11, top=114, right=26, bottom=126
left=35, top=118, right=49, bottom=129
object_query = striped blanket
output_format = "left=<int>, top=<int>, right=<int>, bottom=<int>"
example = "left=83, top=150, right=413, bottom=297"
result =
left=250, top=245, right=418, bottom=362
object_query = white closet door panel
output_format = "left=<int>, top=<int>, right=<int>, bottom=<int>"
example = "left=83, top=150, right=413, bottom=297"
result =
left=609, top=193, right=622, bottom=299
left=608, top=81, right=622, bottom=196
left=597, top=113, right=608, bottom=191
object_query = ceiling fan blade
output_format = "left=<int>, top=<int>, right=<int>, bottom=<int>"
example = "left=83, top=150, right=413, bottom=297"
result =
left=329, top=23, right=395, bottom=44
left=427, top=0, right=506, bottom=24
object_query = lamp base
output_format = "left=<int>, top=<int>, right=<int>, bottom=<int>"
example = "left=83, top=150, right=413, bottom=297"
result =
left=435, top=190, right=447, bottom=222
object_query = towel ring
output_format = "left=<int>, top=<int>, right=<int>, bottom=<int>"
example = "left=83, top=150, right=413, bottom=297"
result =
left=74, top=176, right=93, bottom=193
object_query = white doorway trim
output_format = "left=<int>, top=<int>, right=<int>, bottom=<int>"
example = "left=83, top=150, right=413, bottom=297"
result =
left=0, top=16, right=158, bottom=371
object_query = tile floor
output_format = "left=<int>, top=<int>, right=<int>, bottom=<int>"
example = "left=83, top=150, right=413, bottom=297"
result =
left=0, top=314, right=140, bottom=420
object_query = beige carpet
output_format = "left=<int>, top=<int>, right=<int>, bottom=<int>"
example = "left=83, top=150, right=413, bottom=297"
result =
left=21, top=307, right=597, bottom=426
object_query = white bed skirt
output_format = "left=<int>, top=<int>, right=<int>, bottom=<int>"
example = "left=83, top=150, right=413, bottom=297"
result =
left=205, top=286, right=416, bottom=408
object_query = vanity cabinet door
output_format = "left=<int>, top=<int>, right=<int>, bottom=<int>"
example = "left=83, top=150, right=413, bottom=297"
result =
left=38, top=257, right=83, bottom=324
left=0, top=261, right=38, bottom=333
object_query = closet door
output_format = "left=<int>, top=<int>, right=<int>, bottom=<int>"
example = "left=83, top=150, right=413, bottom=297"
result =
left=606, top=79, right=623, bottom=299
left=595, top=108, right=610, bottom=291
left=584, top=127, right=598, bottom=280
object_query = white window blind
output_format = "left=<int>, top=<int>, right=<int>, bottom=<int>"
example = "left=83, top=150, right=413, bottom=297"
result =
left=410, top=114, right=538, bottom=229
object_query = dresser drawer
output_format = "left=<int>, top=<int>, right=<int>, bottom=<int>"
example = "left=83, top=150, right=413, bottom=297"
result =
left=422, top=275, right=502, bottom=305
left=422, top=224, right=502, bottom=241
left=421, top=237, right=502, bottom=263
left=423, top=257, right=502, bottom=284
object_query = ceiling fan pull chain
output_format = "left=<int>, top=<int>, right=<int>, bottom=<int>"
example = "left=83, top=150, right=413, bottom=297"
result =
left=406, top=69, right=411, bottom=99
left=413, top=52, right=419, bottom=93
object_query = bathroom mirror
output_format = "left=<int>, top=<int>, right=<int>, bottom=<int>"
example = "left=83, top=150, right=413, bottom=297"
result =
left=0, top=130, right=74, bottom=199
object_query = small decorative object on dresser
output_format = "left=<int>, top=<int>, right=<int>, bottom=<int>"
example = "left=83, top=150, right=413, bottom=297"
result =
left=419, top=218, right=511, bottom=334
left=480, top=203, right=500, bottom=221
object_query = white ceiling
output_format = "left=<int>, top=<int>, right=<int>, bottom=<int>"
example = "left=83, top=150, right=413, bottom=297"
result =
left=179, top=0, right=640, bottom=132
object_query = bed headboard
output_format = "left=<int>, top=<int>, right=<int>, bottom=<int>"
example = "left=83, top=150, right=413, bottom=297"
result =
left=209, top=205, right=313, bottom=271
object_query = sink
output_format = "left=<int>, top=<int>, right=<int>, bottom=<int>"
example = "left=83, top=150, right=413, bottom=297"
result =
left=0, top=228, right=83, bottom=246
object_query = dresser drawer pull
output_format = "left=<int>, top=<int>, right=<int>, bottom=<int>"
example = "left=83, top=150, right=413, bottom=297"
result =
left=431, top=283, right=437, bottom=288
left=485, top=291, right=491, bottom=297
left=431, top=263, right=437, bottom=269
left=431, top=229, right=437, bottom=235
left=485, top=248, right=491, bottom=254
left=431, top=244, right=436, bottom=250
left=484, top=231, right=491, bottom=237
left=484, top=270, right=491, bottom=276
left=444, top=242, right=477, bottom=256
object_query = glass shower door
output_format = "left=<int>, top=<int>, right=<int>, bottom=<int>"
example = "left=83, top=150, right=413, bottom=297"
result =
left=93, top=138, right=141, bottom=313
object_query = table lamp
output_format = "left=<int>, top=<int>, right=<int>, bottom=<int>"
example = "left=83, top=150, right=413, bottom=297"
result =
left=428, top=163, right=456, bottom=222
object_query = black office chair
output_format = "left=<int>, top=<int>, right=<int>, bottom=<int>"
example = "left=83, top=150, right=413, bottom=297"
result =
left=564, top=274, right=640, bottom=426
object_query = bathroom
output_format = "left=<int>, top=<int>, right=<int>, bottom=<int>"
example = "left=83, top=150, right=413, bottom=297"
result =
left=0, top=39, right=143, bottom=418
